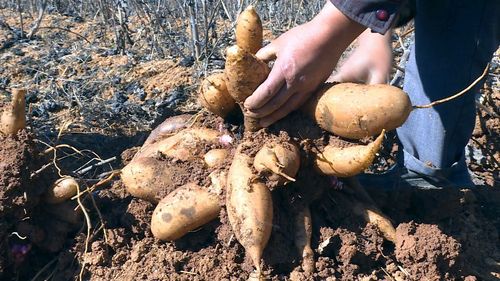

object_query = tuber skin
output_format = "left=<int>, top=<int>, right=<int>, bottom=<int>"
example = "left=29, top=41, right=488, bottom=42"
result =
left=294, top=207, right=315, bottom=274
left=227, top=143, right=273, bottom=277
left=44, top=176, right=80, bottom=204
left=314, top=130, right=385, bottom=177
left=236, top=5, right=263, bottom=55
left=151, top=183, right=221, bottom=241
left=144, top=114, right=192, bottom=146
left=254, top=142, right=300, bottom=186
left=123, top=127, right=223, bottom=202
left=354, top=204, right=397, bottom=243
left=122, top=157, right=187, bottom=203
left=344, top=177, right=397, bottom=243
left=0, top=88, right=26, bottom=136
left=208, top=170, right=227, bottom=195
left=199, top=73, right=237, bottom=118
left=305, top=83, right=411, bottom=139
left=204, top=148, right=229, bottom=168
left=138, top=128, right=220, bottom=160
left=225, top=45, right=270, bottom=131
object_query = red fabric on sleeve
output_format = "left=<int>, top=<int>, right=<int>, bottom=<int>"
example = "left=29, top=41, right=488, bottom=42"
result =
left=330, top=0, right=404, bottom=34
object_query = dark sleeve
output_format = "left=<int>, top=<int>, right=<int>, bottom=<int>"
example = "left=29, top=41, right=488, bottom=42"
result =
left=330, top=0, right=406, bottom=34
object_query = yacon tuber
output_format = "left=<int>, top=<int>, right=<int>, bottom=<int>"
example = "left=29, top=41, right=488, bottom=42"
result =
left=236, top=5, right=263, bottom=55
left=305, top=83, right=411, bottom=139
left=151, top=183, right=221, bottom=241
left=226, top=143, right=273, bottom=277
left=44, top=176, right=80, bottom=204
left=254, top=141, right=300, bottom=185
left=0, top=88, right=26, bottom=136
left=225, top=45, right=270, bottom=131
left=199, top=73, right=237, bottom=118
left=314, top=130, right=385, bottom=177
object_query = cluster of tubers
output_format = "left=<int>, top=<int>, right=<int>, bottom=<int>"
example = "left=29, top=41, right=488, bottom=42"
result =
left=121, top=5, right=412, bottom=280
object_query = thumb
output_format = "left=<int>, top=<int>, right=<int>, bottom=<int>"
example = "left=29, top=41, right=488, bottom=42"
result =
left=330, top=71, right=344, bottom=83
left=255, top=43, right=277, bottom=62
left=367, top=71, right=389, bottom=85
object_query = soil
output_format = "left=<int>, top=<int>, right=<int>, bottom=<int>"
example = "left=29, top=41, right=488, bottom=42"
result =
left=0, top=8, right=499, bottom=281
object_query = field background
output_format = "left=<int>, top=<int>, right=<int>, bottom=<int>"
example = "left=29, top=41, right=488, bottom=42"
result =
left=0, top=1, right=498, bottom=280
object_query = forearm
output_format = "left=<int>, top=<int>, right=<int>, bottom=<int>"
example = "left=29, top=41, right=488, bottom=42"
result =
left=357, top=28, right=392, bottom=47
left=311, top=1, right=366, bottom=56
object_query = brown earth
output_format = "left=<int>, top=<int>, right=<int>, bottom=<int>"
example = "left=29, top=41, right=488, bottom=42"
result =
left=0, top=9, right=498, bottom=281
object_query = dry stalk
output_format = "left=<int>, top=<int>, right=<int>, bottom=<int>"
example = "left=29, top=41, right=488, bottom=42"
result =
left=37, top=26, right=92, bottom=44
left=26, top=0, right=46, bottom=39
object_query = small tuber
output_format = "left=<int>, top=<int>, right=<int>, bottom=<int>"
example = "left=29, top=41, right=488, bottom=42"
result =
left=294, top=207, right=315, bottom=274
left=199, top=73, right=237, bottom=118
left=204, top=148, right=229, bottom=168
left=44, top=176, right=79, bottom=204
left=314, top=130, right=385, bottom=177
left=0, top=88, right=26, bottom=136
left=254, top=142, right=300, bottom=185
left=235, top=5, right=263, bottom=54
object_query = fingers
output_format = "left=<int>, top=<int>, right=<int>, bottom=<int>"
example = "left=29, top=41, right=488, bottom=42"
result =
left=259, top=91, right=311, bottom=127
left=255, top=43, right=277, bottom=62
left=245, top=84, right=295, bottom=118
left=331, top=59, right=363, bottom=83
left=244, top=63, right=285, bottom=110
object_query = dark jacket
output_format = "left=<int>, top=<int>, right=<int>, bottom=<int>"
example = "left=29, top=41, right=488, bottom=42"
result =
left=330, top=0, right=415, bottom=34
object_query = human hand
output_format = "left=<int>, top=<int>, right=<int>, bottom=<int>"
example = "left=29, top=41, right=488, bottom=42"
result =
left=243, top=2, right=364, bottom=127
left=331, top=29, right=393, bottom=84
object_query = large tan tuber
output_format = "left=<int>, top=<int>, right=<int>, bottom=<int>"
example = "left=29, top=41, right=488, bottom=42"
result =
left=236, top=5, right=263, bottom=54
left=225, top=45, right=269, bottom=103
left=0, top=88, right=26, bottom=136
left=305, top=83, right=411, bottom=139
left=314, top=130, right=385, bottom=177
left=199, top=73, right=237, bottom=118
left=227, top=143, right=273, bottom=277
left=225, top=45, right=270, bottom=131
left=254, top=141, right=300, bottom=185
left=151, top=183, right=221, bottom=241
left=144, top=114, right=192, bottom=146
left=138, top=128, right=220, bottom=160
left=121, top=157, right=188, bottom=203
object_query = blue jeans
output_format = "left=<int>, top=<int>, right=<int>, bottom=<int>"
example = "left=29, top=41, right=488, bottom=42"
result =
left=397, top=1, right=499, bottom=186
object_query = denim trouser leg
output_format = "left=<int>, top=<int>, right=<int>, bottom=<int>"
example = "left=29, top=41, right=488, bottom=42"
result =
left=397, top=1, right=499, bottom=186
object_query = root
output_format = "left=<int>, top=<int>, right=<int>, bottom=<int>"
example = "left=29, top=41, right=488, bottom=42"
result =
left=342, top=178, right=397, bottom=243
left=414, top=63, right=489, bottom=109
left=274, top=170, right=296, bottom=182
